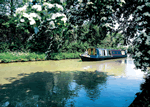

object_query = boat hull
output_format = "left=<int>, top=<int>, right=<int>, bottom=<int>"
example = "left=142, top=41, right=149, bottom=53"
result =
left=80, top=55, right=127, bottom=61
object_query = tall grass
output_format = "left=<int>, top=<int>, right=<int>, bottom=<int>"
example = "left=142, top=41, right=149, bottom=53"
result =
left=0, top=52, right=46, bottom=63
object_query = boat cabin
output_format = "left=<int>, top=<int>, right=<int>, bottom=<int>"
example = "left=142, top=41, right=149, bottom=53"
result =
left=85, top=48, right=126, bottom=57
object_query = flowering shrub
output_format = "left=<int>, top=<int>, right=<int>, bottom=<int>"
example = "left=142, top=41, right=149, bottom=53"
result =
left=14, top=1, right=67, bottom=34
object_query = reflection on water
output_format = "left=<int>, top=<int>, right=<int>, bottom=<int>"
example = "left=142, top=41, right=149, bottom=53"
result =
left=0, top=58, right=145, bottom=107
left=0, top=71, right=107, bottom=107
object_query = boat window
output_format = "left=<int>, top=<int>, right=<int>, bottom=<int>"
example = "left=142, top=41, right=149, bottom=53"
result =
left=88, top=48, right=91, bottom=55
left=98, top=49, right=102, bottom=56
left=93, top=48, right=96, bottom=55
left=88, top=48, right=97, bottom=55
left=109, top=51, right=112, bottom=55
left=105, top=50, right=107, bottom=56
left=103, top=50, right=105, bottom=56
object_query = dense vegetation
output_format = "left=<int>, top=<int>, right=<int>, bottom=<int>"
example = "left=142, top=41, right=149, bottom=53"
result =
left=0, top=0, right=127, bottom=61
left=0, top=0, right=150, bottom=105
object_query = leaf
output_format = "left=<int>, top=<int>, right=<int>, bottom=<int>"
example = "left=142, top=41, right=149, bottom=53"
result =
left=101, top=17, right=107, bottom=21
left=145, top=36, right=150, bottom=45
left=145, top=2, right=150, bottom=7
left=143, top=12, right=150, bottom=17
left=148, top=50, right=150, bottom=54
left=135, top=17, right=142, bottom=21
left=137, top=5, right=145, bottom=11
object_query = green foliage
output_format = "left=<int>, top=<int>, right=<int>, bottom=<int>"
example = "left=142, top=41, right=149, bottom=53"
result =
left=101, top=32, right=125, bottom=48
left=131, top=1, right=150, bottom=71
left=60, top=41, right=90, bottom=53
left=76, top=24, right=107, bottom=46
left=0, top=42, right=9, bottom=52
left=68, top=0, right=121, bottom=26
left=127, top=45, right=134, bottom=54
left=46, top=40, right=89, bottom=60
left=113, top=0, right=150, bottom=71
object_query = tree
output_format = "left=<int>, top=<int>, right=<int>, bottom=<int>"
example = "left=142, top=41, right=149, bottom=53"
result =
left=114, top=0, right=150, bottom=71
left=10, top=0, right=68, bottom=54
left=64, top=0, right=123, bottom=48
left=101, top=32, right=125, bottom=48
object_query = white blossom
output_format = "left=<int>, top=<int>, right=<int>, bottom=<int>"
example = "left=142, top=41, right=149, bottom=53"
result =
left=29, top=13, right=41, bottom=20
left=54, top=3, right=64, bottom=11
left=49, top=21, right=55, bottom=28
left=78, top=0, right=82, bottom=3
left=29, top=18, right=36, bottom=25
left=51, top=13, right=67, bottom=23
left=121, top=0, right=126, bottom=3
left=43, top=2, right=54, bottom=9
left=47, top=18, right=51, bottom=21
left=22, top=12, right=41, bottom=25
left=60, top=0, right=64, bottom=3
left=29, top=0, right=33, bottom=2
left=87, top=2, right=93, bottom=5
left=52, top=13, right=64, bottom=19
left=16, top=4, right=28, bottom=13
left=51, top=13, right=57, bottom=19
left=20, top=19, right=25, bottom=22
left=32, top=4, right=42, bottom=11
left=61, top=17, right=67, bottom=23
left=60, top=13, right=67, bottom=22
left=23, top=13, right=30, bottom=18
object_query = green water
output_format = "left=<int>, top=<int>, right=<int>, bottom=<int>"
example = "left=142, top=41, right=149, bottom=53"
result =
left=0, top=58, right=145, bottom=107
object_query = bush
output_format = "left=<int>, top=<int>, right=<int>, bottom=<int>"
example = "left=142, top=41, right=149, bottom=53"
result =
left=0, top=42, right=9, bottom=52
left=60, top=41, right=90, bottom=53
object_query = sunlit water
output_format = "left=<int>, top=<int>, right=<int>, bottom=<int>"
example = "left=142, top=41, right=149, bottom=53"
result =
left=0, top=58, right=145, bottom=107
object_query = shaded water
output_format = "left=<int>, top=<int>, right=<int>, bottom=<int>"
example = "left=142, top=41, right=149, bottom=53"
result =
left=0, top=58, right=145, bottom=107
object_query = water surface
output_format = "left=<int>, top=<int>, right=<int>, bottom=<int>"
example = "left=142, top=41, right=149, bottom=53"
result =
left=0, top=58, right=145, bottom=107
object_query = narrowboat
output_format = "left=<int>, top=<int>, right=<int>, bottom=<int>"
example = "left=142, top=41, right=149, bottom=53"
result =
left=79, top=48, right=127, bottom=61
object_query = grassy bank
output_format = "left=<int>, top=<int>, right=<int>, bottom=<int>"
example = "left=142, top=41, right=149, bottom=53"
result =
left=0, top=52, right=46, bottom=63
left=0, top=52, right=82, bottom=63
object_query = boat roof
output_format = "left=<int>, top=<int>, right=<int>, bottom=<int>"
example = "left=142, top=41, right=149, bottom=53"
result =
left=87, top=48, right=126, bottom=51
left=97, top=48, right=118, bottom=50
left=96, top=48, right=125, bottom=51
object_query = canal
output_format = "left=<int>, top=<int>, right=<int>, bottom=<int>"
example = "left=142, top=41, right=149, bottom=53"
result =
left=0, top=57, right=145, bottom=107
